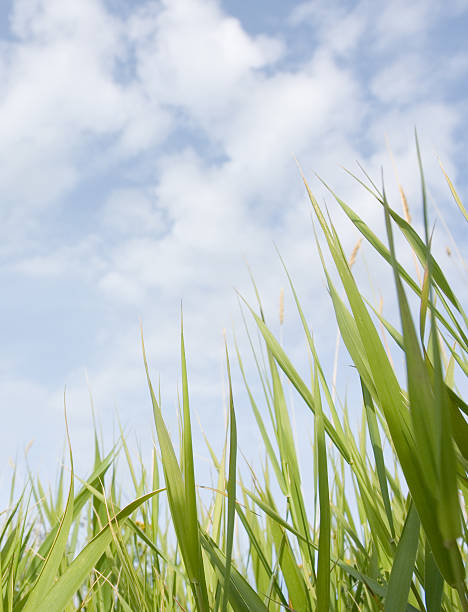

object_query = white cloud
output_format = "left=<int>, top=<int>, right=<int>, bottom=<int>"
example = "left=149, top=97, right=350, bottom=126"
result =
left=373, top=0, right=433, bottom=47
left=0, top=0, right=171, bottom=218
left=13, top=237, right=105, bottom=279
left=102, top=187, right=168, bottom=236
left=289, top=1, right=364, bottom=55
left=130, top=0, right=283, bottom=122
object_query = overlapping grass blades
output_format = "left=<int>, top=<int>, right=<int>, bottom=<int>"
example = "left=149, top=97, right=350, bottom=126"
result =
left=0, top=145, right=466, bottom=609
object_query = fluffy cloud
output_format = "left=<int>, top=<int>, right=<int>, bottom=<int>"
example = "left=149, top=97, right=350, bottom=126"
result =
left=0, top=0, right=171, bottom=225
left=129, top=0, right=284, bottom=121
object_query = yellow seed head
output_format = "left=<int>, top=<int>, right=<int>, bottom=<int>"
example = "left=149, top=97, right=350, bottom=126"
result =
left=399, top=186, right=411, bottom=223
left=348, top=238, right=363, bottom=269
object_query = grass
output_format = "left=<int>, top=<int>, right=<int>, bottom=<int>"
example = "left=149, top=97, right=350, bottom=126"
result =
left=1, top=139, right=467, bottom=610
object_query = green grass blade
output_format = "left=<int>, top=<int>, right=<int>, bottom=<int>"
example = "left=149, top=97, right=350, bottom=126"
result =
left=200, top=531, right=269, bottom=612
left=180, top=313, right=210, bottom=609
left=221, top=344, right=237, bottom=612
left=34, top=490, right=164, bottom=612
left=142, top=325, right=209, bottom=611
left=384, top=503, right=420, bottom=612
left=314, top=365, right=330, bottom=612
left=425, top=539, right=444, bottom=612
left=361, top=379, right=395, bottom=539
left=22, top=403, right=75, bottom=612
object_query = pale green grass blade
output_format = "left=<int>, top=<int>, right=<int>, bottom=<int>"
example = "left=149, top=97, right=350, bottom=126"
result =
left=267, top=510, right=311, bottom=612
left=234, top=334, right=284, bottom=492
left=22, top=404, right=74, bottom=612
left=384, top=503, right=420, bottom=612
left=243, top=489, right=314, bottom=546
left=235, top=504, right=289, bottom=608
left=142, top=326, right=209, bottom=611
left=29, top=445, right=117, bottom=582
left=200, top=531, right=269, bottom=612
left=264, top=342, right=314, bottom=574
left=180, top=314, right=210, bottom=608
left=34, top=490, right=163, bottom=612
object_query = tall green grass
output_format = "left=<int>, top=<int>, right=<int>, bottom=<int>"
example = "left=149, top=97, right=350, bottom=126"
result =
left=2, top=142, right=467, bottom=610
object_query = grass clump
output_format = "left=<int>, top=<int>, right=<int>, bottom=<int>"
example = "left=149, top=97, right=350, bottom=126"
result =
left=2, top=139, right=467, bottom=610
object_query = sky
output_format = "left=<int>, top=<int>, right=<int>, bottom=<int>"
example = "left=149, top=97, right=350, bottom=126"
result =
left=0, top=0, right=467, bottom=500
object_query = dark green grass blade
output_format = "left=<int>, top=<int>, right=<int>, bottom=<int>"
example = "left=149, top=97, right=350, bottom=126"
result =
left=425, top=540, right=444, bottom=612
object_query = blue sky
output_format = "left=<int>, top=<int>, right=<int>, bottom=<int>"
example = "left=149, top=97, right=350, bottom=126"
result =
left=0, top=0, right=467, bottom=497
